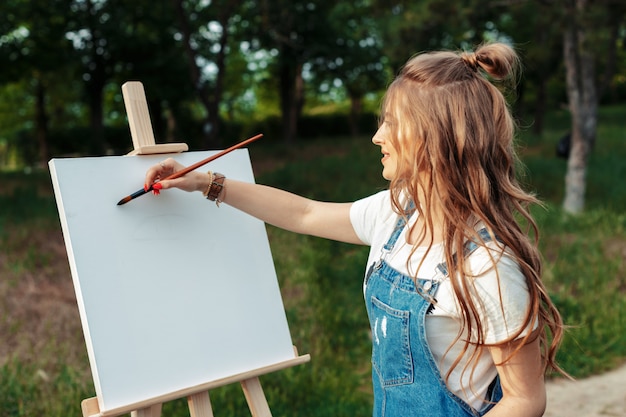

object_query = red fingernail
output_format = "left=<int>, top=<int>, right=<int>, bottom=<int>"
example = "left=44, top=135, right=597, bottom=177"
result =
left=144, top=184, right=149, bottom=192
left=152, top=182, right=162, bottom=195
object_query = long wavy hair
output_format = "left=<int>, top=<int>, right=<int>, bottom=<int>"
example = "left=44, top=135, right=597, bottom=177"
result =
left=381, top=43, right=566, bottom=386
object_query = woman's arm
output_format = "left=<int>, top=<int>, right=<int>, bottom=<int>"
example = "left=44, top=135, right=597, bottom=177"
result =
left=222, top=179, right=362, bottom=243
left=485, top=333, right=546, bottom=417
left=145, top=158, right=363, bottom=244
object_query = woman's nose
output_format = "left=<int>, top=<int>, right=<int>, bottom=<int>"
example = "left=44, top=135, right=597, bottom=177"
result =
left=372, top=128, right=383, bottom=145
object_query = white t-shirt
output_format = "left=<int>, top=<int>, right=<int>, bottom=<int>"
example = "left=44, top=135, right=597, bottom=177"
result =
left=350, top=190, right=532, bottom=410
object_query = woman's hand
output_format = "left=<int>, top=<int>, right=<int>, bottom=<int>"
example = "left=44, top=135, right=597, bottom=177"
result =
left=144, top=158, right=210, bottom=194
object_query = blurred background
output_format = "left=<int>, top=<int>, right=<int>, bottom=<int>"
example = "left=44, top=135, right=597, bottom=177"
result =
left=0, top=1, right=625, bottom=416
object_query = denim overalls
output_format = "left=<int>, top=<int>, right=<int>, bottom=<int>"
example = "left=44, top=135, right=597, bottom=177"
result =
left=364, top=214, right=503, bottom=417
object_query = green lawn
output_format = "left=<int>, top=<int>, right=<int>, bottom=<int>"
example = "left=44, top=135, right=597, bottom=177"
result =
left=0, top=104, right=625, bottom=416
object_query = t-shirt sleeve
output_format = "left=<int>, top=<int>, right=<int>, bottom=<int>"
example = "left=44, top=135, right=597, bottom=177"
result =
left=466, top=248, right=535, bottom=344
left=349, top=190, right=390, bottom=245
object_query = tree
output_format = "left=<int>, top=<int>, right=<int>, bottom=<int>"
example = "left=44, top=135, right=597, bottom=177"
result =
left=67, top=0, right=114, bottom=156
left=68, top=0, right=198, bottom=153
left=310, top=1, right=388, bottom=137
left=561, top=0, right=625, bottom=213
left=596, top=2, right=626, bottom=102
left=0, top=0, right=76, bottom=165
left=371, top=0, right=493, bottom=72
left=111, top=0, right=194, bottom=147
left=171, top=0, right=242, bottom=148
left=496, top=2, right=564, bottom=134
left=251, top=0, right=340, bottom=144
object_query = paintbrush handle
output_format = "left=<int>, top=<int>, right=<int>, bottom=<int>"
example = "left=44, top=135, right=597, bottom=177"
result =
left=117, top=133, right=263, bottom=205
left=163, top=133, right=263, bottom=181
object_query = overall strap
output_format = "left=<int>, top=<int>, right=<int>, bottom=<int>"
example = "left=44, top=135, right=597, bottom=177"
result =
left=382, top=216, right=407, bottom=251
left=365, top=201, right=419, bottom=289
left=381, top=201, right=416, bottom=252
left=436, top=228, right=497, bottom=278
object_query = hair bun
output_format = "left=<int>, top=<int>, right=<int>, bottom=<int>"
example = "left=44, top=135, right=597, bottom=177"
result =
left=472, top=43, right=519, bottom=80
left=460, top=51, right=479, bottom=72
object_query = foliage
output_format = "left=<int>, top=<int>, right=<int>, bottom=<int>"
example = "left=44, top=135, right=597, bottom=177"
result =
left=2, top=0, right=625, bottom=164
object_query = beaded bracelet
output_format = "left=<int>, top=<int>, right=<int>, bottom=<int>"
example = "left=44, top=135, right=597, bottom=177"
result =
left=203, top=171, right=226, bottom=206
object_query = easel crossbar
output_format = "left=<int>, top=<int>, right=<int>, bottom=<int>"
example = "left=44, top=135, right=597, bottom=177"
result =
left=82, top=354, right=310, bottom=417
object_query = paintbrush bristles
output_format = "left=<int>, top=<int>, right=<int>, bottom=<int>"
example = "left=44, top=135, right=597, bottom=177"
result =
left=117, top=196, right=132, bottom=206
left=117, top=187, right=151, bottom=205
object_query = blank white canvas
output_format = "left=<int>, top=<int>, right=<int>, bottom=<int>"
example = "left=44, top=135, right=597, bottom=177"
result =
left=49, top=150, right=296, bottom=414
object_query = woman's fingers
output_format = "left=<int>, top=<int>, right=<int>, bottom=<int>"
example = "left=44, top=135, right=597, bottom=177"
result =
left=145, top=158, right=179, bottom=189
left=145, top=159, right=209, bottom=194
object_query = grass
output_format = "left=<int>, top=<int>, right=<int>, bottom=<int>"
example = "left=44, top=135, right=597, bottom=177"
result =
left=1, top=104, right=625, bottom=416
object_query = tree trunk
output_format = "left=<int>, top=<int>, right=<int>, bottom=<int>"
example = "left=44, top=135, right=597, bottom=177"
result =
left=85, top=0, right=106, bottom=156
left=598, top=7, right=626, bottom=101
left=149, top=98, right=164, bottom=141
left=532, top=79, right=547, bottom=135
left=348, top=93, right=363, bottom=138
left=562, top=0, right=598, bottom=214
left=279, top=59, right=303, bottom=145
left=88, top=87, right=105, bottom=156
left=34, top=76, right=50, bottom=166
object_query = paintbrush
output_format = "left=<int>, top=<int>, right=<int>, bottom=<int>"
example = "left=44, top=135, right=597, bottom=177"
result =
left=116, top=133, right=263, bottom=206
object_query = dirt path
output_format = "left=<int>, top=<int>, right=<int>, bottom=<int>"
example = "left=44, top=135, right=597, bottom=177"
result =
left=545, top=363, right=626, bottom=416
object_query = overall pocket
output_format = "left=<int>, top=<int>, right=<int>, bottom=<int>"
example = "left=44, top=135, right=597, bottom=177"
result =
left=370, top=296, right=413, bottom=386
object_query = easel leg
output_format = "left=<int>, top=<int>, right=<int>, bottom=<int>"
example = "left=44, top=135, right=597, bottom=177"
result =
left=130, top=403, right=162, bottom=417
left=188, top=392, right=215, bottom=417
left=241, top=377, right=272, bottom=417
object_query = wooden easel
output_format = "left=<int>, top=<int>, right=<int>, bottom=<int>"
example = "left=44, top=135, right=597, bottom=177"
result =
left=79, top=81, right=310, bottom=417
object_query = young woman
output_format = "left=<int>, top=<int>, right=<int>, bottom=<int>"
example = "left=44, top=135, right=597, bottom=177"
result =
left=145, top=42, right=565, bottom=417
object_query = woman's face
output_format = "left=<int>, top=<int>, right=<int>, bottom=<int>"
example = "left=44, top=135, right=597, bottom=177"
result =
left=372, top=117, right=398, bottom=180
